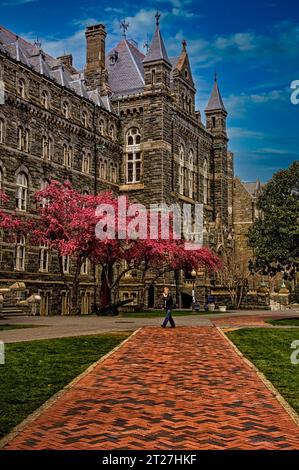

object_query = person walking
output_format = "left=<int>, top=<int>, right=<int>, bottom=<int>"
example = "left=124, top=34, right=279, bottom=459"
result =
left=161, top=287, right=176, bottom=328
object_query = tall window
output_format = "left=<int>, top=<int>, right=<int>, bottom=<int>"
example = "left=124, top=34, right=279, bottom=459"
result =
left=99, top=158, right=107, bottom=180
left=16, top=172, right=28, bottom=211
left=82, top=110, right=88, bottom=128
left=188, top=149, right=194, bottom=199
left=17, top=127, right=29, bottom=152
left=62, top=101, right=70, bottom=118
left=179, top=144, right=185, bottom=195
left=63, top=144, right=72, bottom=167
left=40, top=179, right=49, bottom=208
left=43, top=135, right=53, bottom=160
left=81, top=258, right=91, bottom=275
left=62, top=255, right=70, bottom=274
left=39, top=243, right=49, bottom=272
left=82, top=150, right=91, bottom=174
left=203, top=158, right=209, bottom=204
left=61, top=291, right=70, bottom=315
left=41, top=90, right=49, bottom=109
left=0, top=118, right=4, bottom=144
left=15, top=234, right=25, bottom=271
left=17, top=78, right=26, bottom=99
left=109, top=124, right=115, bottom=140
left=126, top=128, right=141, bottom=183
left=110, top=163, right=117, bottom=183
left=24, top=128, right=29, bottom=152
left=99, top=119, right=105, bottom=135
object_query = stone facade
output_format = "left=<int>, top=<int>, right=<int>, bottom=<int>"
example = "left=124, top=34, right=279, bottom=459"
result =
left=0, top=18, right=236, bottom=314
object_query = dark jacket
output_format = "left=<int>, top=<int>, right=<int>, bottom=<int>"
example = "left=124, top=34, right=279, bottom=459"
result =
left=163, top=294, right=173, bottom=310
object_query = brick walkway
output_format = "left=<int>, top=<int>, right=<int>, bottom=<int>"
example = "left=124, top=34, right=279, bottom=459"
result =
left=3, top=327, right=299, bottom=450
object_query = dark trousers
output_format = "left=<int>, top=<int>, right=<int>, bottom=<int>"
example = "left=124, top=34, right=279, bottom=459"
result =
left=162, top=309, right=176, bottom=327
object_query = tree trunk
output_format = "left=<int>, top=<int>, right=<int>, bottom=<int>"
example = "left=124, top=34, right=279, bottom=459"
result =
left=99, top=264, right=113, bottom=307
left=69, top=257, right=83, bottom=315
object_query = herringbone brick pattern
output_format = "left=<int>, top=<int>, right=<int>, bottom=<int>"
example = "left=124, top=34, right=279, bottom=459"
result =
left=3, top=327, right=299, bottom=450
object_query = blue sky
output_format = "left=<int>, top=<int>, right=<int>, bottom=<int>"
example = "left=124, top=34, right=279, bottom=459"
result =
left=1, top=0, right=298, bottom=182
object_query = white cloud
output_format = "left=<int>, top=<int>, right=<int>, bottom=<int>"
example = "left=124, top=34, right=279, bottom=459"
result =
left=228, top=127, right=265, bottom=139
left=2, top=0, right=37, bottom=5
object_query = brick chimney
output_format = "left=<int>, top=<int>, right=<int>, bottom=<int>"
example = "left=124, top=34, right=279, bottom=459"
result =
left=85, top=24, right=107, bottom=90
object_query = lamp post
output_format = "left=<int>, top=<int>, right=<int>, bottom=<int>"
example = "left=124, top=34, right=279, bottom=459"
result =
left=191, top=269, right=197, bottom=310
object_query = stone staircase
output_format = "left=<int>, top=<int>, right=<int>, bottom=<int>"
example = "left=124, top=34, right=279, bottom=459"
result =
left=0, top=305, right=27, bottom=318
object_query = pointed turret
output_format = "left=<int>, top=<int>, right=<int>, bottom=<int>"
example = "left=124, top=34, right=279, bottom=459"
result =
left=143, top=12, right=171, bottom=66
left=205, top=74, right=227, bottom=133
left=143, top=12, right=172, bottom=89
left=205, top=74, right=226, bottom=112
left=172, top=39, right=196, bottom=115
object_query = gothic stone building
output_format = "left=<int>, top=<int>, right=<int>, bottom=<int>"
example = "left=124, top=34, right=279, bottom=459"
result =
left=0, top=17, right=234, bottom=314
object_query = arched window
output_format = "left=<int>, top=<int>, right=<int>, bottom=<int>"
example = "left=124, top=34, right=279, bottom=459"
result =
left=99, top=119, right=105, bottom=135
left=42, top=135, right=48, bottom=159
left=82, top=110, right=88, bottom=128
left=16, top=172, right=28, bottom=211
left=17, top=78, right=26, bottom=99
left=99, top=158, right=107, bottom=180
left=24, top=128, right=29, bottom=152
left=188, top=149, right=194, bottom=199
left=17, top=126, right=23, bottom=150
left=17, top=126, right=29, bottom=151
left=0, top=118, right=4, bottom=144
left=82, top=150, right=91, bottom=174
left=126, top=128, right=141, bottom=183
left=15, top=234, right=26, bottom=271
left=39, top=242, right=49, bottom=272
left=179, top=144, right=185, bottom=195
left=62, top=255, right=70, bottom=274
left=81, top=258, right=91, bottom=275
left=40, top=179, right=50, bottom=208
left=48, top=136, right=53, bottom=160
left=109, top=124, right=115, bottom=140
left=0, top=167, right=3, bottom=194
left=110, top=163, right=118, bottom=183
left=41, top=90, right=49, bottom=109
left=63, top=144, right=72, bottom=167
left=203, top=158, right=209, bottom=204
left=62, top=101, right=70, bottom=118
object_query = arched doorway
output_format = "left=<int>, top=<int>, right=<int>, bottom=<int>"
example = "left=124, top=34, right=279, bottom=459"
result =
left=147, top=285, right=155, bottom=308
left=181, top=292, right=192, bottom=309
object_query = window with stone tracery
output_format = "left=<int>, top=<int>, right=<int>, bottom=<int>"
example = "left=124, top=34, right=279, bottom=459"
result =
left=126, top=128, right=141, bottom=183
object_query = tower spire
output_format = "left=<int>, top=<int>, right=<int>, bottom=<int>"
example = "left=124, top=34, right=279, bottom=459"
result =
left=205, top=74, right=226, bottom=112
left=143, top=12, right=171, bottom=65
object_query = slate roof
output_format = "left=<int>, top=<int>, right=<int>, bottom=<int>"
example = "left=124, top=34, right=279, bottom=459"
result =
left=106, top=39, right=145, bottom=97
left=205, top=78, right=226, bottom=112
left=243, top=181, right=261, bottom=198
left=0, top=25, right=113, bottom=112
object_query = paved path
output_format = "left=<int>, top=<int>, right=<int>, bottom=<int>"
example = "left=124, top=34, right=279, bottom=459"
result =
left=1, top=310, right=298, bottom=343
left=3, top=327, right=299, bottom=450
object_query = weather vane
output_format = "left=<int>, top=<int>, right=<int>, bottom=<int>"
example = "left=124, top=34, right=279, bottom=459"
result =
left=120, top=19, right=129, bottom=38
left=155, top=10, right=161, bottom=26
left=143, top=36, right=150, bottom=53
left=34, top=38, right=42, bottom=49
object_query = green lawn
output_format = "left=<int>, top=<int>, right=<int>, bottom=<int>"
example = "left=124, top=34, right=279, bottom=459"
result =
left=227, top=328, right=299, bottom=414
left=267, top=318, right=299, bottom=327
left=0, top=324, right=39, bottom=331
left=0, top=333, right=129, bottom=439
